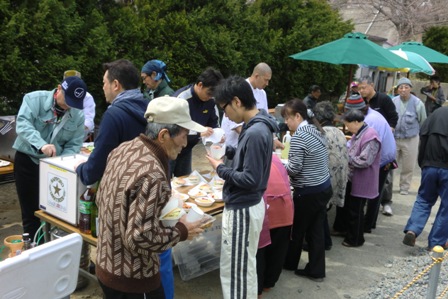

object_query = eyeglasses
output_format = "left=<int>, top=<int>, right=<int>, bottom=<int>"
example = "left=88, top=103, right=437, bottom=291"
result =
left=221, top=101, right=230, bottom=111
left=141, top=75, right=148, bottom=81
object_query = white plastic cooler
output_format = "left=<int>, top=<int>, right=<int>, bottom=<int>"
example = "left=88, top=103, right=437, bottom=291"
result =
left=39, top=154, right=87, bottom=225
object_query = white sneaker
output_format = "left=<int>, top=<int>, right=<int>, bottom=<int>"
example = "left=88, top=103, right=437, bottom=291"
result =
left=400, top=190, right=409, bottom=195
left=382, top=204, right=393, bottom=216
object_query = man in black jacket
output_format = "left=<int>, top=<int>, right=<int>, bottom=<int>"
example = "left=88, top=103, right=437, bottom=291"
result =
left=402, top=106, right=448, bottom=250
left=358, top=76, right=398, bottom=129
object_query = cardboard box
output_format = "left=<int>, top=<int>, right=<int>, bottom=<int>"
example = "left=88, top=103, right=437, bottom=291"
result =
left=39, top=154, right=87, bottom=226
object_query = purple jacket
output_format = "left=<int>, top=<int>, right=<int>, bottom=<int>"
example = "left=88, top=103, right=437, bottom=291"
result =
left=348, top=125, right=381, bottom=199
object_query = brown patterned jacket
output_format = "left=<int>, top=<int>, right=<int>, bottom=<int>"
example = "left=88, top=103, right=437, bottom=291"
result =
left=95, top=134, right=188, bottom=293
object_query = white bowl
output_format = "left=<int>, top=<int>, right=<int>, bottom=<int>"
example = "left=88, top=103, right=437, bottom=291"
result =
left=186, top=205, right=205, bottom=222
left=182, top=202, right=197, bottom=212
left=172, top=193, right=189, bottom=201
left=195, top=197, right=215, bottom=207
left=161, top=209, right=186, bottom=227
left=161, top=199, right=179, bottom=218
left=207, top=191, right=223, bottom=202
left=188, top=189, right=207, bottom=199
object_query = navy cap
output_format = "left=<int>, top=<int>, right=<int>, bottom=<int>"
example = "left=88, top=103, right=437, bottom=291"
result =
left=61, top=76, right=87, bottom=109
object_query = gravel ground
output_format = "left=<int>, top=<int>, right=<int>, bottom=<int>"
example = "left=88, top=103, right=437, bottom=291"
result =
left=361, top=247, right=448, bottom=299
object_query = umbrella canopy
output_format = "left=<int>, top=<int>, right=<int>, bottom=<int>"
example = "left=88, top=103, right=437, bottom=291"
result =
left=378, top=49, right=435, bottom=75
left=290, top=32, right=421, bottom=70
left=389, top=41, right=448, bottom=64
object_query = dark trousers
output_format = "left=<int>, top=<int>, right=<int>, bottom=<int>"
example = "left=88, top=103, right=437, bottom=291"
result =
left=169, top=146, right=193, bottom=178
left=98, top=279, right=165, bottom=299
left=344, top=194, right=367, bottom=246
left=283, top=186, right=332, bottom=277
left=364, top=166, right=390, bottom=231
left=256, top=225, right=292, bottom=294
left=14, top=151, right=41, bottom=240
left=333, top=182, right=367, bottom=246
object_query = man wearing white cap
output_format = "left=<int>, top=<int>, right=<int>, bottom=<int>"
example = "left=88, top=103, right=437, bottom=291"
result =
left=392, top=77, right=427, bottom=195
left=13, top=76, right=87, bottom=240
left=95, top=97, right=206, bottom=299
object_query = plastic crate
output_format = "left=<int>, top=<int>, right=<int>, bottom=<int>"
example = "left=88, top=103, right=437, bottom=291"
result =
left=172, top=214, right=222, bottom=281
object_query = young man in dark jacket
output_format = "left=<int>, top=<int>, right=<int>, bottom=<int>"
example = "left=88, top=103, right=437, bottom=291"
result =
left=207, top=76, right=279, bottom=299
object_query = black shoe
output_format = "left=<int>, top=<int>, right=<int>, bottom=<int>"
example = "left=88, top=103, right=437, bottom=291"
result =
left=294, top=269, right=324, bottom=282
left=302, top=243, right=309, bottom=252
left=325, top=245, right=332, bottom=251
left=342, top=241, right=363, bottom=248
left=364, top=228, right=372, bottom=234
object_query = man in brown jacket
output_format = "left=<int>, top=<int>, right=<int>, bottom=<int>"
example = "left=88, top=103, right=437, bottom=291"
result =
left=95, top=97, right=206, bottom=299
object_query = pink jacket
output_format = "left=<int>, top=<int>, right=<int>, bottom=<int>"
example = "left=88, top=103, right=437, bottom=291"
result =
left=259, top=154, right=294, bottom=248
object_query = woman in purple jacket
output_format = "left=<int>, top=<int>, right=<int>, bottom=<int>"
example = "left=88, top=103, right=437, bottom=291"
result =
left=342, top=109, right=381, bottom=247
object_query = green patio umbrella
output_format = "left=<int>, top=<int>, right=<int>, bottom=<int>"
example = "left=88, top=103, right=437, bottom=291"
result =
left=389, top=41, right=448, bottom=64
left=290, top=32, right=421, bottom=69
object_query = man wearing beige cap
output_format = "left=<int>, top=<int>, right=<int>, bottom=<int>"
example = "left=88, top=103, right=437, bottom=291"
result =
left=95, top=97, right=206, bottom=299
left=392, top=77, right=426, bottom=195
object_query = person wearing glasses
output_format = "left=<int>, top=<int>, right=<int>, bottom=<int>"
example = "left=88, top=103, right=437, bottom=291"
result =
left=171, top=67, right=223, bottom=177
left=13, top=76, right=87, bottom=241
left=141, top=59, right=174, bottom=101
left=207, top=76, right=278, bottom=299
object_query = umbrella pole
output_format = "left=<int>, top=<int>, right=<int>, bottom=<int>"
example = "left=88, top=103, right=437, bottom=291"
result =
left=346, top=65, right=353, bottom=98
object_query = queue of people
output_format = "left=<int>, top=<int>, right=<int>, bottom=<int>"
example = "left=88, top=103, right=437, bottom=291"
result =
left=12, top=58, right=448, bottom=299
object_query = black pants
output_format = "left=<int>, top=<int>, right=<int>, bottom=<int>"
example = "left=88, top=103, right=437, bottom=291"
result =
left=344, top=194, right=367, bottom=246
left=333, top=182, right=367, bottom=246
left=364, top=166, right=390, bottom=231
left=283, top=186, right=332, bottom=277
left=99, top=279, right=165, bottom=299
left=256, top=225, right=292, bottom=294
left=14, top=151, right=41, bottom=240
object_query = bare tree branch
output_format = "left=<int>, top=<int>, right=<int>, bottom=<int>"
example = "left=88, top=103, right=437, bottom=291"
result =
left=328, top=0, right=448, bottom=42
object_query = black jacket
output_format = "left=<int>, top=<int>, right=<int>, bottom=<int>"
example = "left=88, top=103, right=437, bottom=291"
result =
left=418, top=106, right=448, bottom=169
left=368, top=92, right=398, bottom=129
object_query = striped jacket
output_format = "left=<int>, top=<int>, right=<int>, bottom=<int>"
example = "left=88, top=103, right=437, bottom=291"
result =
left=286, top=122, right=330, bottom=194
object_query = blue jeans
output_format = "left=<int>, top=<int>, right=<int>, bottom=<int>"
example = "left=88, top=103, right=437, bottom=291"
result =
left=159, top=249, right=174, bottom=299
left=404, top=167, right=448, bottom=248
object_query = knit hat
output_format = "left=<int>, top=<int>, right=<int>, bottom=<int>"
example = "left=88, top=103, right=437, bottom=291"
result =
left=141, top=59, right=170, bottom=82
left=350, top=81, right=359, bottom=87
left=396, top=77, right=413, bottom=88
left=145, top=96, right=206, bottom=133
left=345, top=94, right=366, bottom=110
left=61, top=76, right=87, bottom=110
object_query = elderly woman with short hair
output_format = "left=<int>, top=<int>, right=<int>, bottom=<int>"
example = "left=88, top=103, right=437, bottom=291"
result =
left=340, top=109, right=381, bottom=247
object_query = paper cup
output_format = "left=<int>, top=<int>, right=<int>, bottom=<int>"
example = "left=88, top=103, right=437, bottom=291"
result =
left=210, top=143, right=226, bottom=159
left=186, top=205, right=204, bottom=222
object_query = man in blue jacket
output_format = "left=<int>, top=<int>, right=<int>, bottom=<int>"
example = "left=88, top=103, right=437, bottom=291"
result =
left=75, top=59, right=149, bottom=185
left=13, top=76, right=87, bottom=240
left=207, top=76, right=279, bottom=299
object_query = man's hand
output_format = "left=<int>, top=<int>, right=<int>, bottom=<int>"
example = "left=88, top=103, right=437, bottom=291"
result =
left=74, top=159, right=87, bottom=171
left=274, top=139, right=285, bottom=150
left=179, top=215, right=204, bottom=240
left=206, top=154, right=224, bottom=170
left=40, top=144, right=56, bottom=157
left=200, top=127, right=214, bottom=138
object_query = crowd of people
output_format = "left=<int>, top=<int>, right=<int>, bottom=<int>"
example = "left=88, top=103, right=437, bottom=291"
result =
left=11, top=56, right=448, bottom=298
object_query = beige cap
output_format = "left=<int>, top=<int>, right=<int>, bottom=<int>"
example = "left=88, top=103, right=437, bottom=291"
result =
left=145, top=96, right=206, bottom=133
